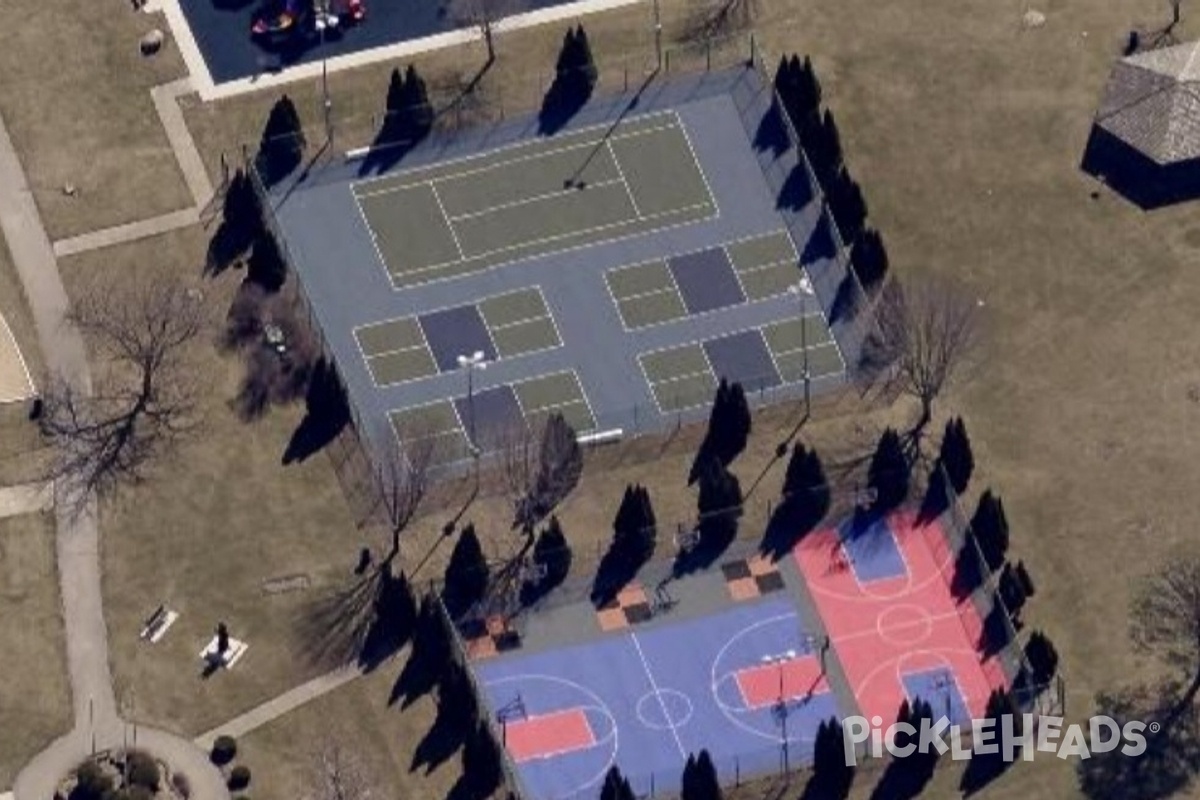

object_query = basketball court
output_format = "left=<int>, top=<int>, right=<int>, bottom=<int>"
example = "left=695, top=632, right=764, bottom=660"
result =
left=792, top=510, right=1010, bottom=725
left=476, top=597, right=841, bottom=800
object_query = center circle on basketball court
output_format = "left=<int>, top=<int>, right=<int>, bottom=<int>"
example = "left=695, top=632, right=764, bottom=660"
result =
left=876, top=604, right=935, bottom=646
left=637, top=688, right=693, bottom=730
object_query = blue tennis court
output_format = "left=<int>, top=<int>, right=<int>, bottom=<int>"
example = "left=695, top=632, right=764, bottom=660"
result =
left=475, top=598, right=844, bottom=800
left=836, top=512, right=907, bottom=583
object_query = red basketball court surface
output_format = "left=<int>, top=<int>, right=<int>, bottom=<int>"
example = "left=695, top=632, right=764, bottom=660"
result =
left=794, top=510, right=1009, bottom=724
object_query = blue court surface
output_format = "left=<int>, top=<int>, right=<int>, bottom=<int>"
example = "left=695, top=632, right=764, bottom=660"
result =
left=475, top=598, right=845, bottom=800
left=902, top=667, right=970, bottom=726
left=836, top=513, right=907, bottom=583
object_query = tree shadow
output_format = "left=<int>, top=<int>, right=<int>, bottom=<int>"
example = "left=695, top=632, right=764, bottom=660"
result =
left=959, top=689, right=1022, bottom=795
left=590, top=550, right=643, bottom=608
left=296, top=566, right=415, bottom=672
left=537, top=73, right=593, bottom=136
left=760, top=492, right=827, bottom=562
left=672, top=515, right=738, bottom=577
left=800, top=717, right=855, bottom=800
left=446, top=722, right=503, bottom=800
left=389, top=596, right=451, bottom=708
left=950, top=531, right=984, bottom=601
left=977, top=598, right=1013, bottom=660
left=1078, top=678, right=1200, bottom=800
left=917, top=467, right=949, bottom=525
left=410, top=697, right=470, bottom=775
left=777, top=164, right=816, bottom=212
left=205, top=170, right=262, bottom=278
left=754, top=98, right=791, bottom=158
left=282, top=357, right=349, bottom=464
left=868, top=700, right=938, bottom=800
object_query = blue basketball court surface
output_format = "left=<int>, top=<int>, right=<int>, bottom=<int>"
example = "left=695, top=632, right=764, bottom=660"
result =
left=835, top=512, right=908, bottom=583
left=475, top=597, right=845, bottom=800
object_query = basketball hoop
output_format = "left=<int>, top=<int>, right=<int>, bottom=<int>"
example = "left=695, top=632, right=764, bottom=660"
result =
left=854, top=486, right=878, bottom=511
left=519, top=559, right=548, bottom=585
left=674, top=523, right=701, bottom=553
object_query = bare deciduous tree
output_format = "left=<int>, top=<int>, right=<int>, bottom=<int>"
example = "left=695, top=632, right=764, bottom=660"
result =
left=379, top=427, right=437, bottom=564
left=39, top=271, right=212, bottom=508
left=868, top=276, right=980, bottom=430
left=309, top=738, right=375, bottom=800
left=445, top=0, right=527, bottom=62
left=681, top=0, right=759, bottom=43
left=497, top=417, right=539, bottom=516
left=1132, top=551, right=1200, bottom=707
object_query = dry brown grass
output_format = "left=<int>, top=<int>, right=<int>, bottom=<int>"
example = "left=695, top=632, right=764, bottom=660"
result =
left=0, top=0, right=192, bottom=240
left=180, top=0, right=722, bottom=183
left=235, top=654, right=464, bottom=800
left=55, top=227, right=373, bottom=737
left=14, top=0, right=1200, bottom=796
left=0, top=511, right=71, bottom=788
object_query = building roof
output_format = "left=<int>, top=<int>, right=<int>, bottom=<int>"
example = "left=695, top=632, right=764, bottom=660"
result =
left=1098, top=40, right=1200, bottom=164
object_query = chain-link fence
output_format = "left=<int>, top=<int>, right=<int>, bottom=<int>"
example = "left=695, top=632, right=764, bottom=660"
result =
left=936, top=462, right=1066, bottom=718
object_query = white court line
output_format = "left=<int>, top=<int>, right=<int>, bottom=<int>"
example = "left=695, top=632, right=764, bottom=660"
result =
left=395, top=200, right=714, bottom=278
left=351, top=115, right=679, bottom=197
left=675, top=115, right=720, bottom=222
left=363, top=341, right=429, bottom=359
left=486, top=313, right=555, bottom=332
left=389, top=398, right=466, bottom=440
left=510, top=369, right=596, bottom=431
left=628, top=632, right=688, bottom=759
left=614, top=285, right=678, bottom=304
left=755, top=328, right=787, bottom=389
left=0, top=310, right=35, bottom=403
left=606, top=139, right=642, bottom=219
left=350, top=183, right=402, bottom=297
left=428, top=181, right=466, bottom=262
left=445, top=179, right=626, bottom=223
left=898, top=664, right=969, bottom=720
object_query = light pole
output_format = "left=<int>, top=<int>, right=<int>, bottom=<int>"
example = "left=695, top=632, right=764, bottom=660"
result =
left=315, top=3, right=334, bottom=148
left=788, top=275, right=815, bottom=418
left=457, top=351, right=488, bottom=459
left=763, top=650, right=797, bottom=773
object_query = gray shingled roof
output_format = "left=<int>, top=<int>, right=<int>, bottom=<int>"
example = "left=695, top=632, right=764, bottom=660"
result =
left=1098, top=40, right=1200, bottom=164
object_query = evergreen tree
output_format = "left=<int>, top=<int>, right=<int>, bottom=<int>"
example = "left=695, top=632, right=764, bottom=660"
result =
left=404, top=63, right=434, bottom=136
left=256, top=94, right=306, bottom=186
left=600, top=766, right=636, bottom=800
left=697, top=457, right=742, bottom=551
left=799, top=55, right=821, bottom=117
left=782, top=442, right=830, bottom=526
left=1025, top=630, right=1059, bottom=684
left=868, top=428, right=909, bottom=511
left=613, top=484, right=656, bottom=564
left=246, top=230, right=287, bottom=292
left=532, top=515, right=572, bottom=587
left=721, top=381, right=752, bottom=464
left=851, top=227, right=889, bottom=293
left=972, top=490, right=1009, bottom=570
left=828, top=166, right=867, bottom=244
left=680, top=753, right=697, bottom=800
left=385, top=66, right=407, bottom=114
left=574, top=24, right=598, bottom=87
left=443, top=523, right=488, bottom=616
left=461, top=720, right=503, bottom=797
left=691, top=750, right=722, bottom=800
left=533, top=411, right=582, bottom=514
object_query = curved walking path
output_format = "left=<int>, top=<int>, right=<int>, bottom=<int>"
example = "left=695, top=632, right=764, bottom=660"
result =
left=0, top=112, right=230, bottom=800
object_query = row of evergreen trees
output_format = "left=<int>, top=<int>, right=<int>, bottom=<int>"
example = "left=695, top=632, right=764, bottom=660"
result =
left=253, top=24, right=599, bottom=185
left=773, top=55, right=889, bottom=296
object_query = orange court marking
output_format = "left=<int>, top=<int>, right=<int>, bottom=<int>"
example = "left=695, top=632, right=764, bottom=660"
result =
left=734, top=656, right=829, bottom=708
left=504, top=708, right=597, bottom=763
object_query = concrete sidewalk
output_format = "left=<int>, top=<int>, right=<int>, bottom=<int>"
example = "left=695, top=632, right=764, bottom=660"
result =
left=0, top=482, right=52, bottom=519
left=0, top=109, right=230, bottom=800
